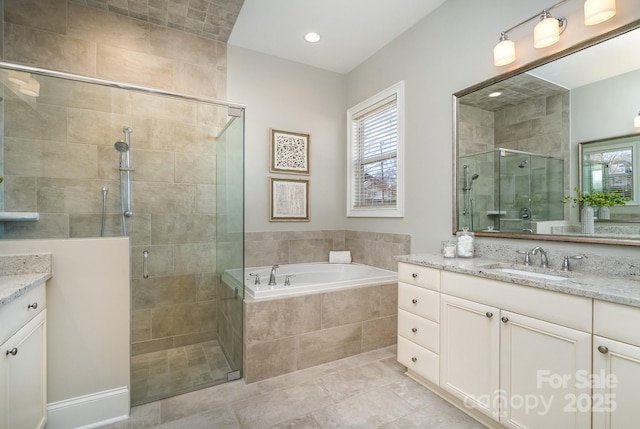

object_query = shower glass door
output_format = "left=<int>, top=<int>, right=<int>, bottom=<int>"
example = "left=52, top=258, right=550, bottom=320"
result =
left=0, top=64, right=245, bottom=406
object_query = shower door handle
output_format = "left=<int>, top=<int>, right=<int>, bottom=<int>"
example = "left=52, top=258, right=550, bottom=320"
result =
left=143, top=250, right=149, bottom=279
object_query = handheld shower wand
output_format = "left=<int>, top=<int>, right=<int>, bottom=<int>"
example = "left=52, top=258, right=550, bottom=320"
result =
left=114, top=126, right=133, bottom=236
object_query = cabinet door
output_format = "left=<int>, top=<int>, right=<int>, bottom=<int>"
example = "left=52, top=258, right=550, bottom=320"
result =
left=440, top=294, right=500, bottom=419
left=0, top=310, right=47, bottom=429
left=593, top=336, right=640, bottom=429
left=500, top=311, right=591, bottom=429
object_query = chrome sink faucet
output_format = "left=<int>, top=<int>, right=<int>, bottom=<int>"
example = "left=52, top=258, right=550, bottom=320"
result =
left=531, top=246, right=549, bottom=268
left=268, top=264, right=279, bottom=285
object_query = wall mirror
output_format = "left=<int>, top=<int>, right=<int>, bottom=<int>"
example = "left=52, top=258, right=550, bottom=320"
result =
left=453, top=21, right=640, bottom=245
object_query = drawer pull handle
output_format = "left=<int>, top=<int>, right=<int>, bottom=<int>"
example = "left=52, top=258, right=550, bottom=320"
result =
left=501, top=316, right=509, bottom=323
left=411, top=357, right=417, bottom=362
left=598, top=345, right=609, bottom=354
left=486, top=312, right=493, bottom=318
left=6, top=348, right=18, bottom=356
left=412, top=273, right=418, bottom=278
left=412, top=299, right=418, bottom=304
left=411, top=328, right=418, bottom=333
left=28, top=302, right=38, bottom=310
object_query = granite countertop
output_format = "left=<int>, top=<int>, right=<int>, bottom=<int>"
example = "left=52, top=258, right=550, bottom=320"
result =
left=0, top=253, right=52, bottom=307
left=396, top=253, right=640, bottom=308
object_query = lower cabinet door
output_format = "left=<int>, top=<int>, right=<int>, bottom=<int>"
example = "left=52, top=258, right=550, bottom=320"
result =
left=397, top=336, right=439, bottom=384
left=440, top=294, right=500, bottom=419
left=499, top=310, right=591, bottom=429
left=0, top=310, right=47, bottom=429
left=593, top=336, right=640, bottom=429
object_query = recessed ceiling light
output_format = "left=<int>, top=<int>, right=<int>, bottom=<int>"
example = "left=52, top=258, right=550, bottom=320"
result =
left=304, top=32, right=321, bottom=43
left=489, top=91, right=503, bottom=98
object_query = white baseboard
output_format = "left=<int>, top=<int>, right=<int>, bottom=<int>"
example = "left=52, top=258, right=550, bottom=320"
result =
left=46, top=387, right=130, bottom=429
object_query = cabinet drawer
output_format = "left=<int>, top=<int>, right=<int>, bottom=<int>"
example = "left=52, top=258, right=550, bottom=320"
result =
left=594, top=300, right=640, bottom=346
left=397, top=336, right=439, bottom=384
left=398, top=282, right=439, bottom=322
left=398, top=263, right=440, bottom=291
left=0, top=284, right=46, bottom=345
left=398, top=309, right=439, bottom=353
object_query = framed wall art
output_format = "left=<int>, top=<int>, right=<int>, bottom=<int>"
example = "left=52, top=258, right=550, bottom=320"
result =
left=269, top=177, right=309, bottom=222
left=270, top=129, right=310, bottom=174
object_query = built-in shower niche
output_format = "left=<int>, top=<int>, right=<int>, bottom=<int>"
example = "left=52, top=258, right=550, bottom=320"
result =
left=459, top=148, right=564, bottom=233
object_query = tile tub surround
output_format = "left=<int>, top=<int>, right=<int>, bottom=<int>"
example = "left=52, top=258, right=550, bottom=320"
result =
left=244, top=230, right=411, bottom=271
left=0, top=253, right=52, bottom=306
left=395, top=253, right=640, bottom=307
left=243, top=282, right=398, bottom=383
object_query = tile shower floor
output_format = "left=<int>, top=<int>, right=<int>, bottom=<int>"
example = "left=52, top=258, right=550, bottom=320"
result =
left=105, top=345, right=486, bottom=429
left=131, top=340, right=232, bottom=406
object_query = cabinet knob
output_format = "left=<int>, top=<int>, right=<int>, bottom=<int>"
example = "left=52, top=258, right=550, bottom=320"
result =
left=411, top=357, right=417, bottom=362
left=486, top=312, right=493, bottom=318
left=28, top=302, right=38, bottom=310
left=598, top=345, right=609, bottom=354
left=412, top=273, right=418, bottom=278
left=411, top=327, right=418, bottom=333
left=6, top=348, right=18, bottom=356
left=412, top=299, right=418, bottom=304
left=501, top=316, right=509, bottom=323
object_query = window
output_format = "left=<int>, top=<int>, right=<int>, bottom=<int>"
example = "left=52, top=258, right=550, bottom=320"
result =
left=347, top=81, right=404, bottom=217
left=582, top=136, right=640, bottom=204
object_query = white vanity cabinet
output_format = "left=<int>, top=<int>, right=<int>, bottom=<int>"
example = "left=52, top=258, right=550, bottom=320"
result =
left=439, top=270, right=592, bottom=429
left=0, top=283, right=47, bottom=429
left=396, top=262, right=440, bottom=384
left=592, top=300, right=640, bottom=429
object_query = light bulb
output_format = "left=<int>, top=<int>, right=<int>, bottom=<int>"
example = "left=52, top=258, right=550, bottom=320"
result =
left=584, top=0, right=616, bottom=26
left=634, top=112, right=640, bottom=129
left=494, top=35, right=516, bottom=66
left=534, top=13, right=561, bottom=48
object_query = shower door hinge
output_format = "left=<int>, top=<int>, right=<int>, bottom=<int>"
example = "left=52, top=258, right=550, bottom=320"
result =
left=228, top=106, right=243, bottom=118
left=227, top=370, right=241, bottom=382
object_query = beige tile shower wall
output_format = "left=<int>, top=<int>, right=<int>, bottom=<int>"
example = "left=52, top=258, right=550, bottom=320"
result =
left=243, top=282, right=398, bottom=383
left=2, top=0, right=226, bottom=98
left=458, top=104, right=495, bottom=156
left=244, top=230, right=410, bottom=271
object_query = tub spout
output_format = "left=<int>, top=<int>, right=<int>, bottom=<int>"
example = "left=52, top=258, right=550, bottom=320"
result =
left=268, top=264, right=279, bottom=285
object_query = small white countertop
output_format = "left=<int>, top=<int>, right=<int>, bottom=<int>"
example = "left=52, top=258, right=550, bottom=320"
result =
left=396, top=253, right=640, bottom=308
left=0, top=273, right=51, bottom=306
left=0, top=253, right=52, bottom=307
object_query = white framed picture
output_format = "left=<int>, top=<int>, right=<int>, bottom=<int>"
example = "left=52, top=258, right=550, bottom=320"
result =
left=270, top=129, right=310, bottom=174
left=269, top=177, right=309, bottom=221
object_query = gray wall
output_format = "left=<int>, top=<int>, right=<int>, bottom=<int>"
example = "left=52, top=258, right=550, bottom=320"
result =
left=230, top=0, right=640, bottom=257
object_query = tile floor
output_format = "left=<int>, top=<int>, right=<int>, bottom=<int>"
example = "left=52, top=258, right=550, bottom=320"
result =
left=101, top=345, right=486, bottom=429
left=131, top=340, right=232, bottom=406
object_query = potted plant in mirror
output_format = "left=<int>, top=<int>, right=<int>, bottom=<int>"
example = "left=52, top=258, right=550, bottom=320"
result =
left=562, top=188, right=629, bottom=233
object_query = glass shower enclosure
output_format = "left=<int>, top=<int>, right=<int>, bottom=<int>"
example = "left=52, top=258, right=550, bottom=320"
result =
left=459, top=148, right=564, bottom=233
left=0, top=63, right=244, bottom=405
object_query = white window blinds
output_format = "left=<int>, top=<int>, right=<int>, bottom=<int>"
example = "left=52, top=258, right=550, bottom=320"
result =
left=347, top=81, right=404, bottom=217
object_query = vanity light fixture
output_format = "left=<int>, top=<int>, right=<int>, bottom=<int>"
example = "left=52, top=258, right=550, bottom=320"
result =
left=304, top=32, right=321, bottom=43
left=634, top=111, right=640, bottom=129
left=493, top=0, right=616, bottom=67
left=534, top=10, right=567, bottom=48
left=584, top=0, right=616, bottom=26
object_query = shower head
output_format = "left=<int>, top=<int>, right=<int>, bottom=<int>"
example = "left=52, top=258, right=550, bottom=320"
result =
left=114, top=140, right=129, bottom=152
left=518, top=159, right=528, bottom=168
left=471, top=173, right=479, bottom=181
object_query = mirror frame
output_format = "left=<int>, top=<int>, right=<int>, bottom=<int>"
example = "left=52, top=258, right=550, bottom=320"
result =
left=453, top=19, right=640, bottom=246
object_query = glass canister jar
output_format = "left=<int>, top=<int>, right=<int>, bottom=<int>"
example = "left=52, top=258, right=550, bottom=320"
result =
left=456, top=228, right=475, bottom=258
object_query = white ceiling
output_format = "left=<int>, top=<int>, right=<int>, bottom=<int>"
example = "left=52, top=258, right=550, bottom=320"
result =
left=228, top=0, right=447, bottom=74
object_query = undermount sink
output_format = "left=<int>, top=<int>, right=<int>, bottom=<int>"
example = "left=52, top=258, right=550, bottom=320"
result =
left=491, top=268, right=568, bottom=281
left=479, top=263, right=570, bottom=281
